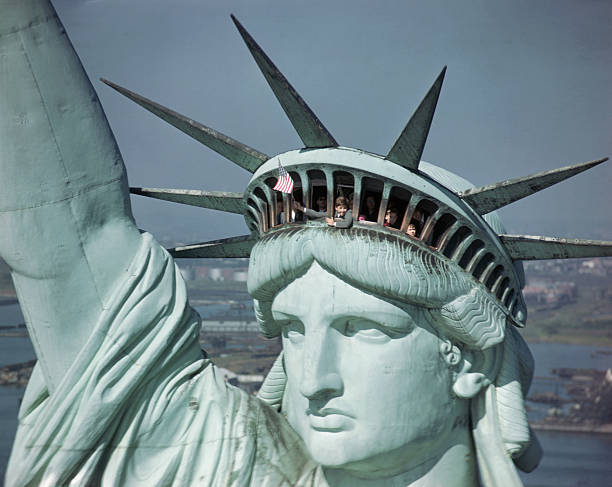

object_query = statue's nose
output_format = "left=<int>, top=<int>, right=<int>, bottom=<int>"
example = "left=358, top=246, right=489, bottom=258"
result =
left=299, top=328, right=343, bottom=402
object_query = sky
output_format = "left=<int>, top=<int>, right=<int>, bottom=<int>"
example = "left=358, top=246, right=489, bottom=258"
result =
left=52, top=0, right=612, bottom=245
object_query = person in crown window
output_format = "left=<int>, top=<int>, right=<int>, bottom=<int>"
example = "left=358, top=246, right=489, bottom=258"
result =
left=294, top=196, right=352, bottom=228
left=384, top=207, right=400, bottom=228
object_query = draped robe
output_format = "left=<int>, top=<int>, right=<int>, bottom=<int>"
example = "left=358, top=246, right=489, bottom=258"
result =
left=6, top=234, right=325, bottom=486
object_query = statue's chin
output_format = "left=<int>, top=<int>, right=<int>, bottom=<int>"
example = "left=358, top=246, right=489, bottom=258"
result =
left=306, top=430, right=444, bottom=480
left=319, top=448, right=437, bottom=484
left=318, top=428, right=477, bottom=487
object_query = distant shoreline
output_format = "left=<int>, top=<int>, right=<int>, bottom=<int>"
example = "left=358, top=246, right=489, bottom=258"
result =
left=524, top=335, right=612, bottom=348
left=532, top=423, right=612, bottom=435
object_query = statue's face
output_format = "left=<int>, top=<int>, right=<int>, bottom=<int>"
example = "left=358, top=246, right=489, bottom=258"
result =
left=271, top=262, right=461, bottom=476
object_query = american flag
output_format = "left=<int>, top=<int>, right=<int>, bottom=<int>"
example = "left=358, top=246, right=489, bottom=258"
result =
left=273, top=160, right=294, bottom=194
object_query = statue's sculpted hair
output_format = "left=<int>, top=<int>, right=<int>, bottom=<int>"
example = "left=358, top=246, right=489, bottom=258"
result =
left=248, top=225, right=506, bottom=350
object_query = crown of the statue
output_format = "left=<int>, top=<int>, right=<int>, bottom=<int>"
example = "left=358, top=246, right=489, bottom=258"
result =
left=101, top=15, right=611, bottom=329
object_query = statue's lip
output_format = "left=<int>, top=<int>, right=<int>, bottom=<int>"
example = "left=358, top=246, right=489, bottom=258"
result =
left=306, top=407, right=356, bottom=419
left=309, top=412, right=355, bottom=432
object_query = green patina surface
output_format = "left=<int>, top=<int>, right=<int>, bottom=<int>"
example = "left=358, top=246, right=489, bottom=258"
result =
left=2, top=0, right=610, bottom=486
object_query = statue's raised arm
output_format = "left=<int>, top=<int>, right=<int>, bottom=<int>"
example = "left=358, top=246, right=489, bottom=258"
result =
left=0, top=0, right=143, bottom=391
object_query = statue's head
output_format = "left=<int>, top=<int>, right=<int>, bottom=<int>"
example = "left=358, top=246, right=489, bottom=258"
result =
left=245, top=148, right=541, bottom=482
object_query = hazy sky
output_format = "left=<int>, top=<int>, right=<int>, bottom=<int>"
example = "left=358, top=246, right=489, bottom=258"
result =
left=52, top=0, right=611, bottom=244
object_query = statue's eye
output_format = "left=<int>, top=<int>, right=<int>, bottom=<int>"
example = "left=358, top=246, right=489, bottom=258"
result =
left=343, top=319, right=393, bottom=343
left=281, top=320, right=305, bottom=344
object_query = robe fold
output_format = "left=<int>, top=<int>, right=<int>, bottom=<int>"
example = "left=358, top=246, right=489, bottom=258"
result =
left=6, top=233, right=324, bottom=486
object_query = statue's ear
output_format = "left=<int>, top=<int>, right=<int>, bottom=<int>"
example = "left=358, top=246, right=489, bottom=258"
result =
left=453, top=370, right=489, bottom=398
left=452, top=346, right=500, bottom=399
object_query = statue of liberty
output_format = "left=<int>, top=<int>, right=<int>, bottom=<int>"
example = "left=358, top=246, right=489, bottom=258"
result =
left=2, top=0, right=611, bottom=485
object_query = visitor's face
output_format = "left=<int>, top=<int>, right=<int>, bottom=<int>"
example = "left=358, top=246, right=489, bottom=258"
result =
left=365, top=196, right=375, bottom=211
left=316, top=196, right=327, bottom=210
left=387, top=211, right=398, bottom=225
left=272, top=262, right=458, bottom=475
left=335, top=204, right=348, bottom=217
left=407, top=224, right=416, bottom=237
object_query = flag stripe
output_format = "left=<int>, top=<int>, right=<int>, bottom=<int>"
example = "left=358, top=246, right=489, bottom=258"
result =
left=273, top=161, right=294, bottom=194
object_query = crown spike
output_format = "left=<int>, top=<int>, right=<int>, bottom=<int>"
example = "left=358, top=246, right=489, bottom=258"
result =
left=101, top=78, right=268, bottom=173
left=500, top=235, right=612, bottom=260
left=460, top=157, right=608, bottom=215
left=169, top=235, right=256, bottom=258
left=130, top=188, right=246, bottom=214
left=386, top=67, right=446, bottom=171
left=231, top=15, right=338, bottom=148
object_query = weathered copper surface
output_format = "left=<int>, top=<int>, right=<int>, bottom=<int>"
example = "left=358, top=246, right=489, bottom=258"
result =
left=231, top=15, right=338, bottom=149
left=460, top=157, right=608, bottom=215
left=130, top=188, right=246, bottom=214
left=500, top=235, right=612, bottom=260
left=386, top=67, right=446, bottom=171
left=170, top=234, right=256, bottom=258
left=101, top=78, right=268, bottom=172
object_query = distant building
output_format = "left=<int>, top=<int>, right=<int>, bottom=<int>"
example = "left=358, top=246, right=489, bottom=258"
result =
left=523, top=281, right=577, bottom=307
left=579, top=259, right=608, bottom=276
left=195, top=265, right=211, bottom=279
left=233, top=271, right=248, bottom=282
left=209, top=268, right=223, bottom=281
left=178, top=265, right=195, bottom=281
